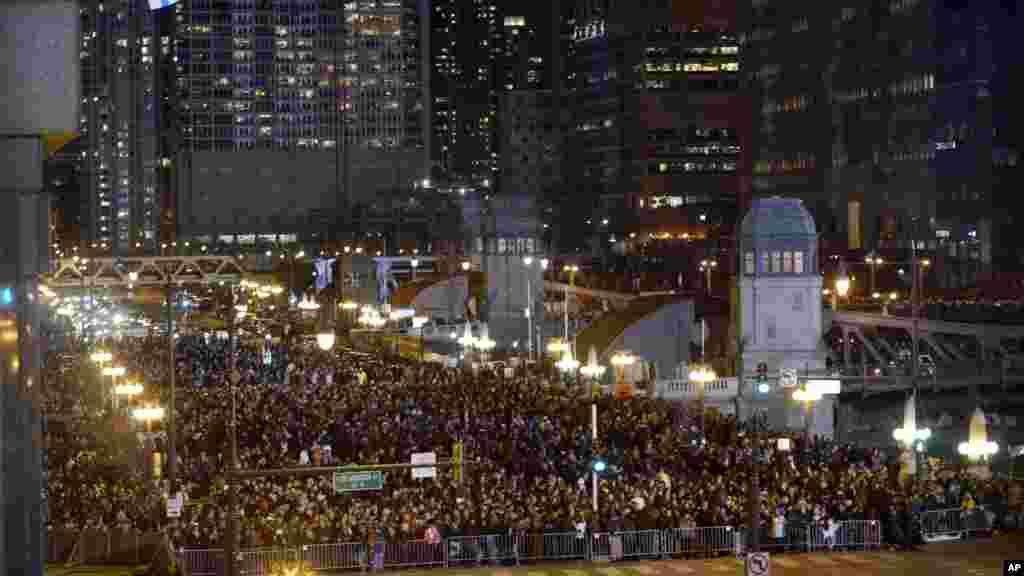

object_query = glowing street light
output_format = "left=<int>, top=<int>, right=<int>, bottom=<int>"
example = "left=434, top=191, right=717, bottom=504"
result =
left=316, top=331, right=336, bottom=351
left=91, top=350, right=112, bottom=364
left=102, top=366, right=126, bottom=377
left=115, top=382, right=144, bottom=397
left=461, top=261, right=471, bottom=272
left=556, top=350, right=580, bottom=373
left=958, top=407, right=998, bottom=460
left=132, top=406, right=165, bottom=424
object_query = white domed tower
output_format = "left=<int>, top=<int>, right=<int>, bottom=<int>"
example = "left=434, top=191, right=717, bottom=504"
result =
left=739, top=197, right=831, bottom=435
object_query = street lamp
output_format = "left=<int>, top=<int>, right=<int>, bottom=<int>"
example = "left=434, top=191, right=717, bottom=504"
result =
left=114, top=381, right=144, bottom=398
left=792, top=385, right=822, bottom=437
left=411, top=258, right=419, bottom=281
left=556, top=349, right=579, bottom=375
left=699, top=259, right=718, bottom=292
left=611, top=350, right=636, bottom=400
left=865, top=253, right=884, bottom=296
left=316, top=330, right=336, bottom=351
left=412, top=315, right=428, bottom=360
left=474, top=323, right=496, bottom=364
left=91, top=350, right=112, bottom=364
left=834, top=263, right=851, bottom=310
left=958, top=407, right=998, bottom=461
left=461, top=261, right=471, bottom=272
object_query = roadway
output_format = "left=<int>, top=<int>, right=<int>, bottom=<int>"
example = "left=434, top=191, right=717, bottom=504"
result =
left=314, top=535, right=1019, bottom=575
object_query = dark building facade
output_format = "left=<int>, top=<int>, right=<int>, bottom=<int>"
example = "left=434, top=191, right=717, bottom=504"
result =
left=554, top=0, right=750, bottom=275
left=743, top=0, right=1023, bottom=291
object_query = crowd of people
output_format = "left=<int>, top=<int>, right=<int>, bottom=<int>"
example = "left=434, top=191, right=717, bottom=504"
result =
left=44, top=334, right=1020, bottom=551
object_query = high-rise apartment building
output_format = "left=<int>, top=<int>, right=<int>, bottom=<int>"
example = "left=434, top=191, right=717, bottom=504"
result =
left=176, top=0, right=426, bottom=153
left=430, top=0, right=501, bottom=183
left=744, top=0, right=1023, bottom=288
left=172, top=0, right=431, bottom=244
left=78, top=0, right=163, bottom=255
left=557, top=0, right=750, bottom=267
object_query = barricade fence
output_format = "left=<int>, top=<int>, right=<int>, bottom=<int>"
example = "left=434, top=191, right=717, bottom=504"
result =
left=919, top=506, right=993, bottom=542
left=176, top=521, right=882, bottom=575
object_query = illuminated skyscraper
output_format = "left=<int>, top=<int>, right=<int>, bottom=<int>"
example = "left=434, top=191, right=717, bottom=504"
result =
left=78, top=0, right=163, bottom=254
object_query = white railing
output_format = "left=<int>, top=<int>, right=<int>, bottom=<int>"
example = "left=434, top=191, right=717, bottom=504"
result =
left=655, top=377, right=738, bottom=400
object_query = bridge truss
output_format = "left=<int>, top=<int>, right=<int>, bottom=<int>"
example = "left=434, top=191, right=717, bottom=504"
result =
left=44, top=256, right=244, bottom=288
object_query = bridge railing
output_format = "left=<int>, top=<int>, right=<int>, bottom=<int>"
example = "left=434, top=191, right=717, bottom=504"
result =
left=655, top=377, right=738, bottom=400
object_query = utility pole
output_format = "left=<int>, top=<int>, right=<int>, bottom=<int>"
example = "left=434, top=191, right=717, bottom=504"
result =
left=225, top=285, right=239, bottom=576
left=166, top=273, right=177, bottom=496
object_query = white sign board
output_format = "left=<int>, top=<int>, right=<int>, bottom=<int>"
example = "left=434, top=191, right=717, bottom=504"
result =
left=746, top=552, right=770, bottom=576
left=779, top=369, right=798, bottom=389
left=411, top=452, right=437, bottom=479
left=807, top=379, right=841, bottom=395
left=166, top=492, right=184, bottom=518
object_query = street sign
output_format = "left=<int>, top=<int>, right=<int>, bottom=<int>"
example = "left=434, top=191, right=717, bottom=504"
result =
left=207, top=273, right=241, bottom=284
left=166, top=492, right=184, bottom=518
left=411, top=452, right=437, bottom=479
left=746, top=552, right=770, bottom=576
left=333, top=470, right=384, bottom=493
left=779, top=369, right=798, bottom=389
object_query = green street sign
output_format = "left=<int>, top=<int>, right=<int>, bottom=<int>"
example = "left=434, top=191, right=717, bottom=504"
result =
left=207, top=274, right=242, bottom=284
left=333, top=470, right=384, bottom=493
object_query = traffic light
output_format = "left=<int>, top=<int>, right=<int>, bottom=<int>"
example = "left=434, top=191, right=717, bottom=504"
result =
left=452, top=441, right=463, bottom=484
left=754, top=362, right=767, bottom=393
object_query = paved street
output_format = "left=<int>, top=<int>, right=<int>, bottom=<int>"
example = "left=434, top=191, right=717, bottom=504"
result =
left=383, top=535, right=1021, bottom=576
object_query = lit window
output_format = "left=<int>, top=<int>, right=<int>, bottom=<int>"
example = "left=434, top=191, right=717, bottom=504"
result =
left=771, top=251, right=781, bottom=273
left=794, top=252, right=804, bottom=274
left=783, top=251, right=793, bottom=273
left=745, top=252, right=755, bottom=275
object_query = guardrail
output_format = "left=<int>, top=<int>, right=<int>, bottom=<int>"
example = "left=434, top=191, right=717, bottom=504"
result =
left=920, top=507, right=992, bottom=542
left=177, top=521, right=881, bottom=575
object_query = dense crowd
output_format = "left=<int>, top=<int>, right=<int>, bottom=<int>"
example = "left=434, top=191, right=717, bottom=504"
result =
left=44, top=335, right=1020, bottom=550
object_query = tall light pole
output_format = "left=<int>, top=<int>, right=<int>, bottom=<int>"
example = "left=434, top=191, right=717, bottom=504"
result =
left=580, top=349, right=606, bottom=514
left=562, top=265, right=578, bottom=354
left=833, top=263, right=850, bottom=311
left=865, top=253, right=883, bottom=297
left=699, top=259, right=717, bottom=293
left=523, top=256, right=535, bottom=361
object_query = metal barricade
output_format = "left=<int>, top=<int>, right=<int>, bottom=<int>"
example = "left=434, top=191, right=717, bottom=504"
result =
left=920, top=508, right=967, bottom=542
left=445, top=534, right=518, bottom=566
left=180, top=548, right=224, bottom=576
left=618, top=529, right=663, bottom=560
left=302, top=542, right=364, bottom=572
left=382, top=539, right=446, bottom=569
left=237, top=547, right=300, bottom=576
left=837, top=520, right=882, bottom=550
left=516, top=532, right=588, bottom=562
left=662, top=526, right=737, bottom=559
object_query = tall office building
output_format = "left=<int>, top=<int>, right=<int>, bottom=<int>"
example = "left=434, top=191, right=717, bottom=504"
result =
left=430, top=0, right=501, bottom=183
left=173, top=0, right=431, bottom=244
left=744, top=0, right=1023, bottom=288
left=558, top=0, right=750, bottom=266
left=78, top=0, right=163, bottom=255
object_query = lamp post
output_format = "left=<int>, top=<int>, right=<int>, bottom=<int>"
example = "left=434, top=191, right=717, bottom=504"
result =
left=101, top=365, right=126, bottom=410
left=580, top=348, right=606, bottom=514
left=412, top=315, right=428, bottom=360
left=562, top=265, right=578, bottom=349
left=958, top=407, right=998, bottom=461
left=865, top=253, right=884, bottom=297
left=792, top=385, right=822, bottom=438
left=893, top=390, right=929, bottom=550
left=699, top=259, right=718, bottom=293
left=474, top=323, right=496, bottom=365
left=834, top=263, right=850, bottom=311
left=411, top=258, right=419, bottom=282
left=611, top=350, right=636, bottom=400
left=523, top=256, right=536, bottom=361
